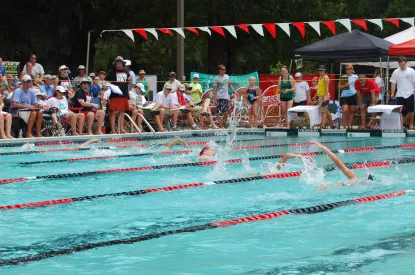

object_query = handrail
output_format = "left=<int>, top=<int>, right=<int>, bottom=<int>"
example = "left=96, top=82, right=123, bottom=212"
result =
left=137, top=113, right=156, bottom=134
left=122, top=113, right=141, bottom=134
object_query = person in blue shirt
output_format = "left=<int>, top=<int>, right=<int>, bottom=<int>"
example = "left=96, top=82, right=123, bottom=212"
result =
left=124, top=60, right=136, bottom=90
left=338, top=64, right=358, bottom=129
left=0, top=57, right=5, bottom=75
left=89, top=76, right=101, bottom=98
left=39, top=74, right=55, bottom=98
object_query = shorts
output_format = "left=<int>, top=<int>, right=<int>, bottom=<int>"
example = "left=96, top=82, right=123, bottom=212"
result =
left=396, top=94, right=414, bottom=116
left=109, top=97, right=129, bottom=111
left=280, top=97, right=293, bottom=102
left=340, top=94, right=357, bottom=106
left=361, top=94, right=380, bottom=108
left=214, top=99, right=229, bottom=115
left=293, top=100, right=307, bottom=116
left=191, top=106, right=203, bottom=118
left=163, top=108, right=178, bottom=117
left=81, top=110, right=98, bottom=117
left=318, top=96, right=329, bottom=113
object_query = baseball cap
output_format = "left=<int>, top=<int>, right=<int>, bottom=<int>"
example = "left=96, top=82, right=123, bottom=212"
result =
left=113, top=56, right=125, bottom=64
left=193, top=74, right=200, bottom=79
left=78, top=77, right=91, bottom=86
left=136, top=83, right=145, bottom=91
left=77, top=65, right=86, bottom=70
left=98, top=71, right=106, bottom=75
left=89, top=73, right=96, bottom=77
left=178, top=84, right=186, bottom=91
left=34, top=89, right=43, bottom=96
left=124, top=60, right=132, bottom=66
left=59, top=65, right=69, bottom=71
left=138, top=70, right=146, bottom=74
left=318, top=65, right=326, bottom=71
left=56, top=86, right=66, bottom=93
left=43, top=74, right=53, bottom=80
left=165, top=83, right=173, bottom=90
left=169, top=71, right=176, bottom=77
left=22, top=75, right=32, bottom=82
left=295, top=72, right=303, bottom=78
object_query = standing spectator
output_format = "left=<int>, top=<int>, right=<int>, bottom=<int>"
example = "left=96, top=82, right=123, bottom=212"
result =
left=151, top=83, right=178, bottom=132
left=355, top=74, right=380, bottom=129
left=188, top=74, right=203, bottom=104
left=292, top=72, right=311, bottom=127
left=58, top=65, right=74, bottom=97
left=98, top=71, right=106, bottom=87
left=390, top=56, right=415, bottom=130
left=0, top=57, right=5, bottom=75
left=278, top=66, right=295, bottom=128
left=0, top=95, right=12, bottom=139
left=213, top=64, right=235, bottom=128
left=124, top=60, right=136, bottom=90
left=106, top=56, right=131, bottom=134
left=72, top=65, right=92, bottom=87
left=137, top=70, right=150, bottom=99
left=40, top=74, right=55, bottom=98
left=90, top=76, right=101, bottom=98
left=164, top=72, right=181, bottom=91
left=312, top=65, right=335, bottom=129
left=243, top=76, right=262, bottom=128
left=12, top=75, right=43, bottom=138
left=71, top=78, right=105, bottom=135
left=338, top=64, right=358, bottom=129
left=310, top=77, right=318, bottom=98
left=22, top=54, right=45, bottom=81
left=374, top=68, right=385, bottom=104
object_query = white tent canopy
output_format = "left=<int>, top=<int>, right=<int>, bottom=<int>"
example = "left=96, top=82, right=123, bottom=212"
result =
left=385, top=27, right=415, bottom=44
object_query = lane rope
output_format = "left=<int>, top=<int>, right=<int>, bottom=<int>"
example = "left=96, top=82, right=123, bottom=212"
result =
left=15, top=139, right=365, bottom=164
left=2, top=156, right=415, bottom=211
left=0, top=139, right=366, bottom=157
left=1, top=143, right=414, bottom=185
left=0, top=189, right=411, bottom=266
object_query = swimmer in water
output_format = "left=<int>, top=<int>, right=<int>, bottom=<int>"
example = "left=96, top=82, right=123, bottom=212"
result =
left=164, top=137, right=216, bottom=159
left=78, top=138, right=101, bottom=148
left=277, top=141, right=373, bottom=191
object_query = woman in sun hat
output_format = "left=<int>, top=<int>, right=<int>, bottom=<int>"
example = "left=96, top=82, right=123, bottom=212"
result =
left=136, top=69, right=151, bottom=100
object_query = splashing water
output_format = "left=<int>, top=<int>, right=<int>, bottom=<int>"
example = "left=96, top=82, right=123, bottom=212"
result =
left=299, top=156, right=325, bottom=185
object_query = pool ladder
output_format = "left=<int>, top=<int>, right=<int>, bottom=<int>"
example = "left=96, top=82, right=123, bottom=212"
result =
left=118, top=113, right=156, bottom=135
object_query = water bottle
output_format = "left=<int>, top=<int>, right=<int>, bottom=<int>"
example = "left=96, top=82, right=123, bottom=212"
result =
left=60, top=128, right=66, bottom=136
left=18, top=129, right=23, bottom=138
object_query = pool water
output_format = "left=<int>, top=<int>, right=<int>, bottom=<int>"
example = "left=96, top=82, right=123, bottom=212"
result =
left=0, top=134, right=415, bottom=274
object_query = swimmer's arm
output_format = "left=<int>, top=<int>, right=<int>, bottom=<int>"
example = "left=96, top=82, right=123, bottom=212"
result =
left=79, top=139, right=101, bottom=148
left=314, top=141, right=358, bottom=180
left=277, top=153, right=304, bottom=169
left=165, top=138, right=186, bottom=150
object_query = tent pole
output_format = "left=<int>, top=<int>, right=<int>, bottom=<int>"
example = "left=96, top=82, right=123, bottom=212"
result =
left=338, top=63, right=342, bottom=101
left=289, top=59, right=293, bottom=72
left=379, top=57, right=384, bottom=104
left=386, top=56, right=390, bottom=103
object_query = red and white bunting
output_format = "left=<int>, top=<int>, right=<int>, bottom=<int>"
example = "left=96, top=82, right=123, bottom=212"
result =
left=101, top=17, right=415, bottom=42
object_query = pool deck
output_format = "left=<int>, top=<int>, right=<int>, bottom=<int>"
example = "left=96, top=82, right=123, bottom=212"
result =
left=0, top=128, right=414, bottom=146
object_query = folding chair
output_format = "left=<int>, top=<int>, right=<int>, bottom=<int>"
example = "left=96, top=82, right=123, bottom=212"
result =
left=260, top=85, right=283, bottom=127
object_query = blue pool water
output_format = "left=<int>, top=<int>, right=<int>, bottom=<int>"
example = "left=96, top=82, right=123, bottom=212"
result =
left=0, top=133, right=415, bottom=274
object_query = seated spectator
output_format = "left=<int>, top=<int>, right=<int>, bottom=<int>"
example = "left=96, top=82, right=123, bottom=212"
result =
left=58, top=65, right=74, bottom=97
left=0, top=95, right=13, bottom=139
left=90, top=76, right=101, bottom=98
left=46, top=86, right=85, bottom=136
left=72, top=65, right=92, bottom=87
left=137, top=70, right=150, bottom=99
left=20, top=62, right=42, bottom=86
left=98, top=71, right=106, bottom=87
left=164, top=71, right=181, bottom=91
left=12, top=75, right=43, bottom=138
left=124, top=60, right=136, bottom=90
left=22, top=54, right=45, bottom=81
left=243, top=76, right=262, bottom=128
left=173, top=84, right=199, bottom=130
left=70, top=77, right=105, bottom=135
left=0, top=57, right=5, bottom=76
left=151, top=83, right=178, bottom=132
left=40, top=74, right=55, bottom=98
left=355, top=74, right=381, bottom=129
left=89, top=72, right=96, bottom=78
left=185, top=81, right=217, bottom=129
left=128, top=83, right=145, bottom=132
left=0, top=82, right=8, bottom=96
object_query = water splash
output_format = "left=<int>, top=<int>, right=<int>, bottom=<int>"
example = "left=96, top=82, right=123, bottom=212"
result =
left=299, top=156, right=325, bottom=185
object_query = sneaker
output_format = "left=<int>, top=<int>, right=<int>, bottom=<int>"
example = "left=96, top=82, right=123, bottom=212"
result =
left=191, top=125, right=200, bottom=130
left=172, top=127, right=179, bottom=131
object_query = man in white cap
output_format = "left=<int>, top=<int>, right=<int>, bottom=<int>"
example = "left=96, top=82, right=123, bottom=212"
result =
left=151, top=82, right=178, bottom=131
left=71, top=77, right=105, bottom=135
left=72, top=65, right=92, bottom=87
left=40, top=74, right=55, bottom=98
left=124, top=60, right=136, bottom=90
left=106, top=56, right=132, bottom=134
left=58, top=65, right=74, bottom=97
left=12, top=75, right=44, bottom=138
left=164, top=71, right=181, bottom=92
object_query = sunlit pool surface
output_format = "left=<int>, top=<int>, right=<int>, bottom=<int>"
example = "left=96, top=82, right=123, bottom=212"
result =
left=0, top=133, right=414, bottom=274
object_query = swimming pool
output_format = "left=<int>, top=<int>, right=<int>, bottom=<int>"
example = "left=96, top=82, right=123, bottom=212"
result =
left=0, top=131, right=414, bottom=274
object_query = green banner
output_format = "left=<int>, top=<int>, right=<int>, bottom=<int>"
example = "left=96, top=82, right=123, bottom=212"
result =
left=4, top=61, right=20, bottom=78
left=190, top=71, right=259, bottom=94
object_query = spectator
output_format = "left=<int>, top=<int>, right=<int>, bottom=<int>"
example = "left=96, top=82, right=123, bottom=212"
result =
left=89, top=72, right=96, bottom=78
left=243, top=76, right=262, bottom=128
left=374, top=68, right=385, bottom=104
left=390, top=56, right=415, bottom=130
left=0, top=82, right=8, bottom=96
left=71, top=77, right=105, bottom=135
left=72, top=65, right=92, bottom=87
left=98, top=71, right=106, bottom=87
left=292, top=72, right=310, bottom=128
left=173, top=84, right=199, bottom=130
left=124, top=60, right=136, bottom=90
left=164, top=71, right=181, bottom=91
left=312, top=65, right=335, bottom=129
left=188, top=74, right=203, bottom=104
left=151, top=83, right=178, bottom=132
left=278, top=65, right=295, bottom=128
left=12, top=75, right=43, bottom=138
left=128, top=83, right=145, bottom=132
left=58, top=65, right=74, bottom=97
left=46, top=86, right=85, bottom=136
left=213, top=64, right=235, bottom=128
left=310, top=77, right=318, bottom=98
left=40, top=74, right=55, bottom=98
left=184, top=82, right=217, bottom=129
left=22, top=54, right=45, bottom=81
left=106, top=56, right=131, bottom=134
left=137, top=70, right=150, bottom=99
left=20, top=62, right=42, bottom=86
left=0, top=57, right=5, bottom=75
left=338, top=64, right=358, bottom=129
left=355, top=74, right=381, bottom=129
left=0, top=96, right=12, bottom=139
left=90, top=76, right=101, bottom=98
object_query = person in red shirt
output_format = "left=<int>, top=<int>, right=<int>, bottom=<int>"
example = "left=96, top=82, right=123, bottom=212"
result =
left=355, top=74, right=380, bottom=129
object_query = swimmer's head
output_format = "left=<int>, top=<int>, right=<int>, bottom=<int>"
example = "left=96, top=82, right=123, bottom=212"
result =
left=366, top=174, right=374, bottom=181
left=199, top=146, right=215, bottom=156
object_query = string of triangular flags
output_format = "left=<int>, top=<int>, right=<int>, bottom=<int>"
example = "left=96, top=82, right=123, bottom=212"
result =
left=101, top=17, right=415, bottom=42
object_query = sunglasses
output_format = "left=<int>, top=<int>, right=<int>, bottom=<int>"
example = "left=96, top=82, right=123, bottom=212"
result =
left=81, top=82, right=90, bottom=85
left=166, top=88, right=172, bottom=90
left=23, top=80, right=32, bottom=83
left=312, top=80, right=317, bottom=82
left=219, top=68, right=226, bottom=70
left=345, top=68, right=353, bottom=70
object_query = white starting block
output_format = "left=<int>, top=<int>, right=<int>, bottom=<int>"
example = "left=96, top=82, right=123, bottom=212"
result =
left=367, top=105, right=403, bottom=130
left=288, top=105, right=321, bottom=126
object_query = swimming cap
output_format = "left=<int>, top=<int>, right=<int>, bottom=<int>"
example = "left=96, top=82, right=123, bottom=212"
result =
left=367, top=174, right=374, bottom=181
left=199, top=146, right=212, bottom=156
